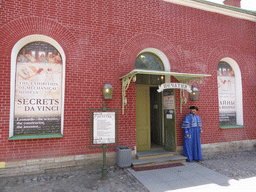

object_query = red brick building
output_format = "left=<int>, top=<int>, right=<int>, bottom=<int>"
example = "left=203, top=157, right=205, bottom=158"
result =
left=0, top=0, right=255, bottom=174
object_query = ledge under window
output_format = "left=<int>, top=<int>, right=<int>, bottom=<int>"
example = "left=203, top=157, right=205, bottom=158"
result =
left=220, top=125, right=245, bottom=129
left=8, top=134, right=63, bottom=140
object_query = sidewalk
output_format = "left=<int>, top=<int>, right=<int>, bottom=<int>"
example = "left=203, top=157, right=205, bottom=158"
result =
left=128, top=150, right=256, bottom=192
left=0, top=150, right=255, bottom=192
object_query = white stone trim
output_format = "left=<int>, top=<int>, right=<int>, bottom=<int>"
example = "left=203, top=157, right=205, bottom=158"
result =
left=177, top=139, right=256, bottom=155
left=138, top=48, right=171, bottom=72
left=0, top=152, right=118, bottom=177
left=201, top=140, right=256, bottom=155
left=164, top=0, right=256, bottom=22
left=9, top=35, right=66, bottom=137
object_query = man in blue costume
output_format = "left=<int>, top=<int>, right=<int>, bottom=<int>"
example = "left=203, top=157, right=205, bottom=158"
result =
left=182, top=106, right=203, bottom=162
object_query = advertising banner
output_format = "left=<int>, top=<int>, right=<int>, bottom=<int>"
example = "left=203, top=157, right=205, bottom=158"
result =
left=14, top=42, right=63, bottom=135
left=217, top=62, right=236, bottom=126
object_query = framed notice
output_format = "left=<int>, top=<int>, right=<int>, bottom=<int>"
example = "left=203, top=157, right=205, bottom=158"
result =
left=12, top=41, right=64, bottom=136
left=163, top=89, right=175, bottom=110
left=93, top=112, right=116, bottom=144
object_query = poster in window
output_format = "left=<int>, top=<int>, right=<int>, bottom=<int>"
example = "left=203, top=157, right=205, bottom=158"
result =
left=14, top=42, right=63, bottom=135
left=217, top=62, right=236, bottom=126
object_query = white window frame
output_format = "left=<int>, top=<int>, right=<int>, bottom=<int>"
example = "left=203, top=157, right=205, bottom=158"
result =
left=9, top=35, right=66, bottom=137
left=219, top=57, right=243, bottom=126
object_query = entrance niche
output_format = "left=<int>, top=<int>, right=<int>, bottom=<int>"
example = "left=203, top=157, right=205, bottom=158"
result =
left=134, top=51, right=176, bottom=152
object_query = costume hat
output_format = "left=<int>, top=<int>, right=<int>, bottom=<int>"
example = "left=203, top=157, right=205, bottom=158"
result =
left=188, top=106, right=199, bottom=111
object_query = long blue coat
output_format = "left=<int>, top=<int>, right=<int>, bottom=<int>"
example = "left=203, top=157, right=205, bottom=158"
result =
left=182, top=113, right=203, bottom=162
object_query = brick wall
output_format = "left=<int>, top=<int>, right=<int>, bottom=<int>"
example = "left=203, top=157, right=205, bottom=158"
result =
left=0, top=0, right=255, bottom=162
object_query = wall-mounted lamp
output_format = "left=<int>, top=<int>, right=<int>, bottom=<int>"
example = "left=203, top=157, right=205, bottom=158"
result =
left=102, top=82, right=113, bottom=100
left=190, top=86, right=200, bottom=101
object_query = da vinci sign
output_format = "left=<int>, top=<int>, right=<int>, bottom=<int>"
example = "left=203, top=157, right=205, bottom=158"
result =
left=157, top=83, right=192, bottom=93
left=13, top=41, right=64, bottom=136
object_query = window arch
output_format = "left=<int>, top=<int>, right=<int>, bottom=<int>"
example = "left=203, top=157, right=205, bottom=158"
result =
left=135, top=52, right=164, bottom=71
left=217, top=58, right=243, bottom=127
left=135, top=51, right=166, bottom=85
left=135, top=48, right=171, bottom=84
left=9, top=35, right=66, bottom=139
left=136, top=48, right=170, bottom=72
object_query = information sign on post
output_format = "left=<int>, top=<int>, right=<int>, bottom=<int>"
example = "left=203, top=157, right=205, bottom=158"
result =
left=93, top=112, right=116, bottom=145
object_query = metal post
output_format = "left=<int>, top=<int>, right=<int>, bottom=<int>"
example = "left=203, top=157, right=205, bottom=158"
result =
left=101, top=144, right=108, bottom=179
left=102, top=102, right=106, bottom=112
left=101, top=102, right=108, bottom=179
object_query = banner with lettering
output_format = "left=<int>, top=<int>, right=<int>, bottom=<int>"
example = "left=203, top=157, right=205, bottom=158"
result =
left=217, top=62, right=236, bottom=126
left=157, top=83, right=191, bottom=93
left=14, top=42, right=63, bottom=135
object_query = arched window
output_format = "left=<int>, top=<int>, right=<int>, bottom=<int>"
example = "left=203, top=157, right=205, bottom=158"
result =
left=135, top=52, right=164, bottom=71
left=9, top=35, right=66, bottom=139
left=217, top=58, right=243, bottom=127
left=135, top=52, right=165, bottom=85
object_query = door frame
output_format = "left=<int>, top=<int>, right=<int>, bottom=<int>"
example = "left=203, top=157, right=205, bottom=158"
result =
left=135, top=84, right=177, bottom=152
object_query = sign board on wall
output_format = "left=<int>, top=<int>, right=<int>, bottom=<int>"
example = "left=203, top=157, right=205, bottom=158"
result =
left=13, top=42, right=63, bottom=135
left=163, top=89, right=175, bottom=119
left=163, top=90, right=175, bottom=110
left=93, top=112, right=116, bottom=144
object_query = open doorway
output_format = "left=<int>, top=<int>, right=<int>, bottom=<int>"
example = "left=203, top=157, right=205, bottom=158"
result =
left=150, top=87, right=163, bottom=150
left=136, top=83, right=177, bottom=152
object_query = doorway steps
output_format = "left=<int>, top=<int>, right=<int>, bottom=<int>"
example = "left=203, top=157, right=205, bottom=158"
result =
left=132, top=150, right=187, bottom=168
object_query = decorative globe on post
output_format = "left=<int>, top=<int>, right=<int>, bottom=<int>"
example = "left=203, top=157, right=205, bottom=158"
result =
left=102, top=82, right=113, bottom=100
left=190, top=86, right=200, bottom=101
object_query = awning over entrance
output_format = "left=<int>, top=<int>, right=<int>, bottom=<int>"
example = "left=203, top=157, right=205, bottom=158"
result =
left=120, top=69, right=211, bottom=114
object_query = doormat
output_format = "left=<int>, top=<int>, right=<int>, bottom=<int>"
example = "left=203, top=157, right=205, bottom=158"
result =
left=133, top=162, right=184, bottom=171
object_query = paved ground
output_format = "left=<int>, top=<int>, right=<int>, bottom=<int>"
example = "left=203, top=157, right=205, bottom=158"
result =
left=0, top=165, right=149, bottom=192
left=0, top=150, right=255, bottom=192
left=198, top=150, right=256, bottom=180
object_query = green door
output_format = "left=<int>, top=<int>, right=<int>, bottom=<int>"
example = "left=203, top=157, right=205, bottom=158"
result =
left=136, top=85, right=151, bottom=151
left=163, top=89, right=176, bottom=152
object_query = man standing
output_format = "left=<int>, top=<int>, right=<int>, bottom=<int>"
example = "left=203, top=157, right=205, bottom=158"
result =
left=182, top=106, right=203, bottom=162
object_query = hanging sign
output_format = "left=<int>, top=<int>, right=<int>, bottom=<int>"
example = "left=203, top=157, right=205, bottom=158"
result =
left=157, top=83, right=191, bottom=93
left=93, top=112, right=116, bottom=144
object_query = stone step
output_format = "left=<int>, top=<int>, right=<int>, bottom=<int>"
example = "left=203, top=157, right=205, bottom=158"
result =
left=136, top=150, right=174, bottom=160
left=132, top=154, right=187, bottom=168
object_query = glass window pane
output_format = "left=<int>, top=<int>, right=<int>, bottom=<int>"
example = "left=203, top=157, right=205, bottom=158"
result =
left=135, top=52, right=164, bottom=71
